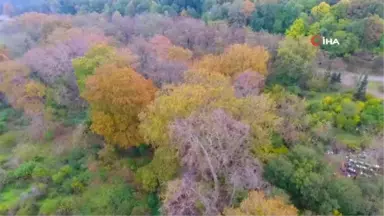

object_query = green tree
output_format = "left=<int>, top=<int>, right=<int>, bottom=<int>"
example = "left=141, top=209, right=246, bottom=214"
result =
left=267, top=37, right=318, bottom=88
left=326, top=30, right=359, bottom=57
left=250, top=3, right=300, bottom=34
left=286, top=18, right=306, bottom=38
left=264, top=145, right=365, bottom=215
left=136, top=147, right=179, bottom=192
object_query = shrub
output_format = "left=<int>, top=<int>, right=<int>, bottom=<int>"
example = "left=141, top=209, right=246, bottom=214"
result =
left=15, top=200, right=38, bottom=215
left=44, top=130, right=54, bottom=141
left=0, top=131, right=18, bottom=149
left=78, top=184, right=137, bottom=215
left=70, top=177, right=85, bottom=193
left=308, top=94, right=384, bottom=134
left=56, top=197, right=76, bottom=215
left=52, top=165, right=73, bottom=184
left=0, top=121, right=7, bottom=134
left=10, top=161, right=37, bottom=179
left=306, top=76, right=329, bottom=92
left=32, top=165, right=51, bottom=182
left=136, top=166, right=158, bottom=192
left=12, top=143, right=43, bottom=162
left=39, top=198, right=61, bottom=215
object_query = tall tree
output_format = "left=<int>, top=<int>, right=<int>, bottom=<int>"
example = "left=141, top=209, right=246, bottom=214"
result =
left=311, top=2, right=331, bottom=19
left=0, top=60, right=44, bottom=113
left=168, top=109, right=264, bottom=215
left=233, top=70, right=266, bottom=97
left=267, top=37, right=317, bottom=88
left=286, top=18, right=306, bottom=38
left=354, top=73, right=368, bottom=101
left=83, top=64, right=156, bottom=148
left=73, top=44, right=120, bottom=92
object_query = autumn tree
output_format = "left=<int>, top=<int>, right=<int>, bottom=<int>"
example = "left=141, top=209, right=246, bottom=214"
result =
left=82, top=64, right=156, bottom=148
left=139, top=70, right=235, bottom=146
left=268, top=85, right=310, bottom=146
left=0, top=13, right=72, bottom=56
left=168, top=109, right=264, bottom=215
left=195, top=44, right=270, bottom=77
left=223, top=191, right=298, bottom=216
left=362, top=15, right=384, bottom=50
left=73, top=44, right=120, bottom=92
left=0, top=60, right=45, bottom=113
left=311, top=2, right=331, bottom=19
left=163, top=17, right=245, bottom=55
left=233, top=70, right=266, bottom=97
left=245, top=31, right=283, bottom=61
left=129, top=37, right=188, bottom=86
left=23, top=31, right=108, bottom=108
left=0, top=60, right=48, bottom=140
left=149, top=34, right=173, bottom=58
left=243, top=0, right=255, bottom=18
left=139, top=69, right=280, bottom=162
left=162, top=174, right=201, bottom=216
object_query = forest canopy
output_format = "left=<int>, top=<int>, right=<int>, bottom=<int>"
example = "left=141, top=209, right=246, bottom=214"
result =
left=0, top=0, right=383, bottom=215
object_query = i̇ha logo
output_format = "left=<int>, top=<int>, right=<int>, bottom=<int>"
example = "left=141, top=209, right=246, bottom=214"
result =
left=310, top=35, right=340, bottom=46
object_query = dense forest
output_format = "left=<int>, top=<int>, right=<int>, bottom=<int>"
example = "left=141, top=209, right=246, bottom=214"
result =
left=0, top=0, right=383, bottom=215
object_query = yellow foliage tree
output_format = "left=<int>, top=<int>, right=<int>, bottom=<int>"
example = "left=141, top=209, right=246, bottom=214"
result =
left=224, top=191, right=298, bottom=216
left=83, top=64, right=157, bottom=148
left=167, top=46, right=193, bottom=61
left=139, top=69, right=280, bottom=153
left=311, top=2, right=331, bottom=19
left=194, top=44, right=269, bottom=78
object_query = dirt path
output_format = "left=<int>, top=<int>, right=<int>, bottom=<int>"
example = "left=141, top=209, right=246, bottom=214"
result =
left=341, top=72, right=384, bottom=99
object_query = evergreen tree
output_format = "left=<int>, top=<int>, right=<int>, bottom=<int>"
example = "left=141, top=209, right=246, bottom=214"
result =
left=330, top=72, right=341, bottom=84
left=354, top=73, right=368, bottom=101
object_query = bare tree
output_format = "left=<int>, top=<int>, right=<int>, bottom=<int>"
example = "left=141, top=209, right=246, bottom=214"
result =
left=162, top=173, right=201, bottom=216
left=168, top=109, right=264, bottom=214
left=233, top=70, right=266, bottom=97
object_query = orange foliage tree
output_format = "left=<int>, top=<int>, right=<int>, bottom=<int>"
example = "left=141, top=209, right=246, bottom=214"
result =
left=195, top=44, right=269, bottom=78
left=149, top=34, right=193, bottom=62
left=82, top=64, right=157, bottom=148
left=0, top=60, right=45, bottom=113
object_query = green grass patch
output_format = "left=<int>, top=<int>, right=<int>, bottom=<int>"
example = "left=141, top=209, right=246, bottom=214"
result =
left=0, top=187, right=26, bottom=214
left=333, top=128, right=366, bottom=150
left=0, top=131, right=18, bottom=150
left=368, top=81, right=384, bottom=93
